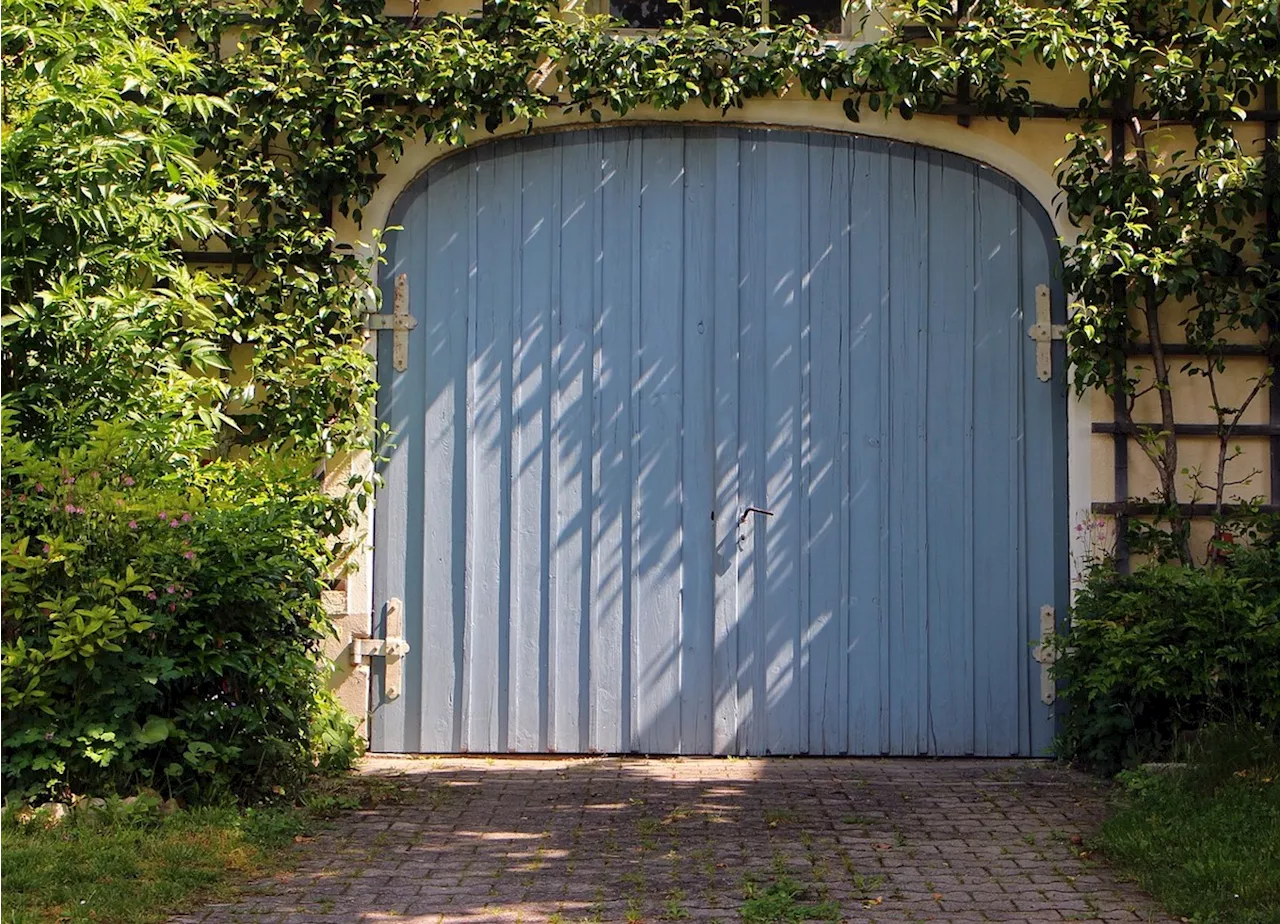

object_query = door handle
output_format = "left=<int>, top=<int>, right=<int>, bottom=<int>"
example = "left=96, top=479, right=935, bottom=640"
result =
left=739, top=506, right=775, bottom=525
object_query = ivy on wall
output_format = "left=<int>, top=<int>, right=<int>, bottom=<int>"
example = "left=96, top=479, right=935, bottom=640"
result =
left=8, top=0, right=1280, bottom=515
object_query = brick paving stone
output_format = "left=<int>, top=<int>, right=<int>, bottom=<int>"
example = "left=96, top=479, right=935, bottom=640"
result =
left=174, top=758, right=1176, bottom=923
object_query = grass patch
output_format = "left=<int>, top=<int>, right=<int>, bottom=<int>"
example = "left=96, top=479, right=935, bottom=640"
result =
left=1094, top=732, right=1280, bottom=924
left=1, top=807, right=289, bottom=924
left=1, top=774, right=411, bottom=924
left=739, top=877, right=839, bottom=923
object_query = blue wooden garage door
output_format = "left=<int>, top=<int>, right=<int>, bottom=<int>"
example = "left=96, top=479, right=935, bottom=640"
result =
left=370, top=126, right=1067, bottom=756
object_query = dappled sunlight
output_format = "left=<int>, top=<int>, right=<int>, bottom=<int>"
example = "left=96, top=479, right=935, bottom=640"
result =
left=182, top=758, right=1168, bottom=923
left=371, top=126, right=1063, bottom=760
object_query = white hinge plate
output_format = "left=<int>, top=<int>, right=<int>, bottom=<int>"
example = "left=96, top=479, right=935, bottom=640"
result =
left=1026, top=284, right=1066, bottom=382
left=350, top=597, right=409, bottom=700
left=1030, top=604, right=1057, bottom=705
left=366, top=273, right=417, bottom=372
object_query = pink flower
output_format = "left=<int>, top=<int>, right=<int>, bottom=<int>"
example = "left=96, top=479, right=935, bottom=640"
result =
left=168, top=602, right=176, bottom=612
left=183, top=550, right=196, bottom=560
left=166, top=585, right=177, bottom=595
left=63, top=475, right=75, bottom=485
left=147, top=591, right=157, bottom=601
left=42, top=544, right=51, bottom=555
left=35, top=483, right=45, bottom=493
left=169, top=519, right=180, bottom=528
left=181, top=513, right=192, bottom=523
left=158, top=511, right=168, bottom=519
left=128, top=521, right=138, bottom=530
left=122, top=476, right=135, bottom=487
left=17, top=494, right=27, bottom=502
left=64, top=504, right=76, bottom=514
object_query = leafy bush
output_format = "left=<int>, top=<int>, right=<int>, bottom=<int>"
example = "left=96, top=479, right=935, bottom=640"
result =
left=1, top=0, right=232, bottom=450
left=1053, top=552, right=1280, bottom=772
left=1, top=418, right=359, bottom=802
left=1, top=0, right=364, bottom=804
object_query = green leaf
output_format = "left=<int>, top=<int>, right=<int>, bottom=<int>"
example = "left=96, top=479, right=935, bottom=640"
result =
left=136, top=716, right=175, bottom=744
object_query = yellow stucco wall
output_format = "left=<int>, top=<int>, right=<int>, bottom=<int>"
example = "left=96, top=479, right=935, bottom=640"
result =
left=211, top=1, right=1274, bottom=729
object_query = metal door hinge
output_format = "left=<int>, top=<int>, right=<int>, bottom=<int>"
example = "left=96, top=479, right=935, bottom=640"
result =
left=366, top=273, right=417, bottom=372
left=350, top=597, right=410, bottom=700
left=1026, top=284, right=1065, bottom=382
left=1030, top=604, right=1057, bottom=705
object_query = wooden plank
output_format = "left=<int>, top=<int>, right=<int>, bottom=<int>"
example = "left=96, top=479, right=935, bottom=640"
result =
left=1266, top=82, right=1279, bottom=507
left=971, top=166, right=1021, bottom=756
left=1092, top=501, right=1280, bottom=516
left=541, top=135, right=565, bottom=751
left=548, top=133, right=596, bottom=753
left=761, top=131, right=806, bottom=756
left=924, top=151, right=975, bottom=755
left=634, top=129, right=685, bottom=753
left=795, top=134, right=814, bottom=757
left=736, top=130, right=768, bottom=754
left=627, top=129, right=644, bottom=752
left=679, top=129, right=717, bottom=753
left=804, top=134, right=851, bottom=755
left=1019, top=187, right=1067, bottom=758
left=885, top=143, right=926, bottom=755
left=1123, top=342, right=1272, bottom=357
left=498, top=149, right=523, bottom=750
left=711, top=129, right=742, bottom=754
left=590, top=131, right=631, bottom=753
left=846, top=136, right=889, bottom=756
left=416, top=156, right=472, bottom=752
left=1092, top=422, right=1280, bottom=437
left=900, top=100, right=1280, bottom=123
left=462, top=146, right=514, bottom=752
left=509, top=137, right=556, bottom=751
left=1113, top=384, right=1131, bottom=571
left=369, top=181, right=428, bottom=752
left=173, top=99, right=1280, bottom=129
left=460, top=155, right=480, bottom=750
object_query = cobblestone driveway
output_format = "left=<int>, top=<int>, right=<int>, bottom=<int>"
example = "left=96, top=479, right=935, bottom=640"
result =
left=178, top=757, right=1172, bottom=923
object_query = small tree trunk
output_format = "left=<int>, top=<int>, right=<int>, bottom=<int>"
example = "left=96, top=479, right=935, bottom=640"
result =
left=1142, top=288, right=1190, bottom=563
left=1123, top=105, right=1190, bottom=565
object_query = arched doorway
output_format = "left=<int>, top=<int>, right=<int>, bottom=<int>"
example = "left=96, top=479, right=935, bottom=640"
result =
left=370, top=125, right=1068, bottom=756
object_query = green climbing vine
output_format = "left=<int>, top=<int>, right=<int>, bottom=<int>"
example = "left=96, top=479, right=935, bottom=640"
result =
left=174, top=0, right=1277, bottom=559
left=9, top=0, right=1279, bottom=471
